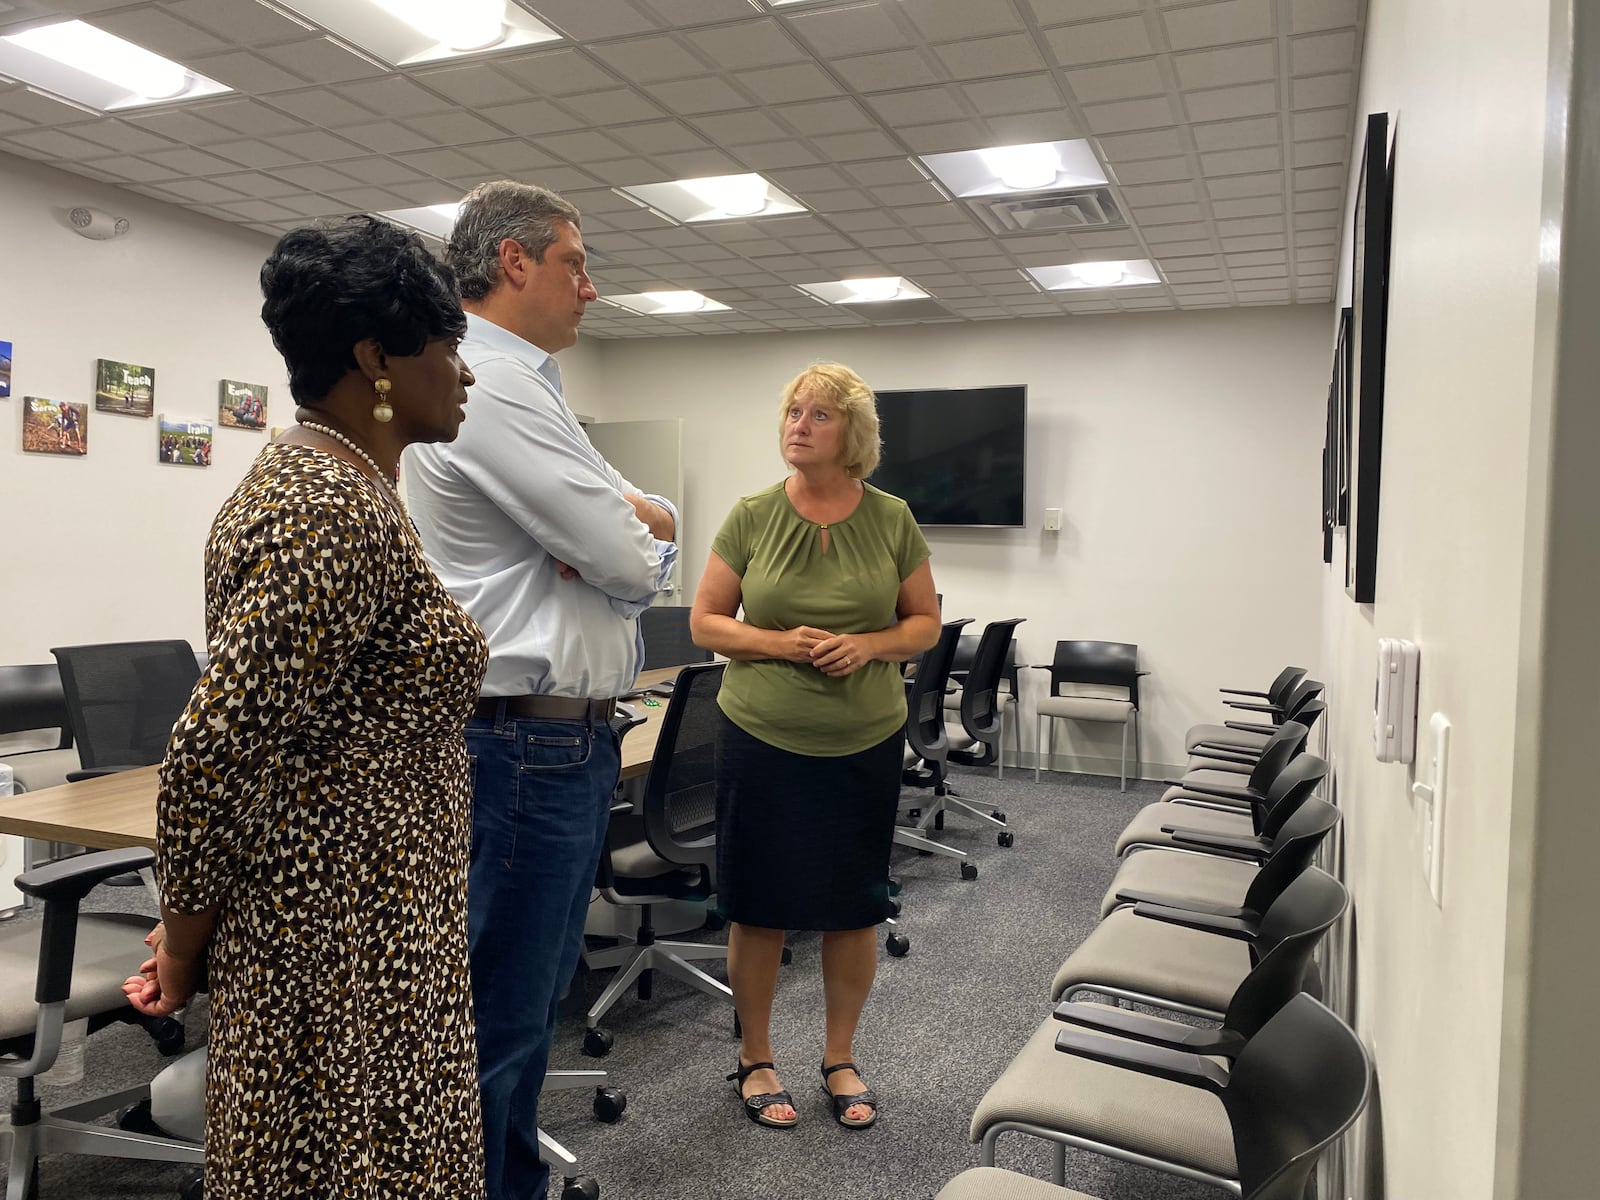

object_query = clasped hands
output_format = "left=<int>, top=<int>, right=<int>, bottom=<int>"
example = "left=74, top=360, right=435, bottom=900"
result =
left=776, top=627, right=870, bottom=677
left=122, top=922, right=202, bottom=1018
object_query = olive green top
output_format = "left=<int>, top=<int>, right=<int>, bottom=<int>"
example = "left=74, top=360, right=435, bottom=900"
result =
left=711, top=479, right=931, bottom=757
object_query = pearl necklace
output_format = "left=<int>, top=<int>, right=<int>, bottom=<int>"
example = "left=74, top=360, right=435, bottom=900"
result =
left=300, top=421, right=401, bottom=506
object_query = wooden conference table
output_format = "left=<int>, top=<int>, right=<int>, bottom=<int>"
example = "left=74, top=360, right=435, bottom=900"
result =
left=0, top=666, right=685, bottom=852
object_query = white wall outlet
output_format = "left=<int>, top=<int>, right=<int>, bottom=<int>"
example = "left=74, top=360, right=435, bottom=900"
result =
left=1042, top=507, right=1062, bottom=532
left=1411, top=713, right=1450, bottom=905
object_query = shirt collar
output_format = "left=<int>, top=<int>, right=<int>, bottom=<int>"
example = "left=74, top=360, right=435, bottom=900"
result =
left=464, top=311, right=564, bottom=397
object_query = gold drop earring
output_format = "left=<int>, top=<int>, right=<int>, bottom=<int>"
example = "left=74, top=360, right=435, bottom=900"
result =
left=373, top=378, right=394, bottom=423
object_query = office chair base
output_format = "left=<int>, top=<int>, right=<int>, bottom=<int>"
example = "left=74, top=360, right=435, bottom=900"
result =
left=585, top=942, right=732, bottom=1036
left=7, top=1104, right=204, bottom=1200
left=914, top=794, right=1009, bottom=834
left=892, top=827, right=968, bottom=862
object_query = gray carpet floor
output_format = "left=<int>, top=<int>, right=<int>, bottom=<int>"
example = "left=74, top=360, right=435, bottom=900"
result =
left=3, top=768, right=1222, bottom=1200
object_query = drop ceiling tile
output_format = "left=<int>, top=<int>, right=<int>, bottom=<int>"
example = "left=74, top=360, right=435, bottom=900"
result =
left=124, top=109, right=239, bottom=145
left=1225, top=249, right=1287, bottom=267
left=1291, top=136, right=1346, bottom=167
left=1292, top=73, right=1353, bottom=109
left=1297, top=244, right=1338, bottom=261
left=149, top=176, right=245, bottom=204
left=191, top=51, right=310, bottom=95
left=990, top=110, right=1085, bottom=142
left=412, top=65, right=536, bottom=109
left=143, top=146, right=241, bottom=175
left=1096, top=127, right=1186, bottom=161
left=1083, top=96, right=1178, bottom=134
left=211, top=170, right=303, bottom=198
left=1292, top=188, right=1342, bottom=212
left=1290, top=30, right=1359, bottom=75
left=734, top=140, right=823, bottom=169
left=774, top=98, right=876, bottom=136
left=1119, top=181, right=1196, bottom=206
left=607, top=120, right=708, bottom=155
left=1064, top=58, right=1167, bottom=103
left=1212, top=194, right=1285, bottom=219
left=0, top=88, right=85, bottom=125
left=1162, top=0, right=1275, bottom=51
left=162, top=0, right=312, bottom=44
left=1146, top=238, right=1216, bottom=256
left=863, top=87, right=968, bottom=128
left=682, top=19, right=810, bottom=67
left=1025, top=0, right=1144, bottom=23
left=215, top=197, right=306, bottom=222
left=1294, top=227, right=1339, bottom=245
left=1042, top=16, right=1155, bottom=67
left=735, top=63, right=838, bottom=104
left=496, top=51, right=620, bottom=97
left=1295, top=210, right=1340, bottom=230
left=335, top=121, right=432, bottom=155
left=479, top=101, right=587, bottom=136
left=1294, top=163, right=1345, bottom=190
left=334, top=76, right=455, bottom=118
left=1173, top=43, right=1277, bottom=90
left=1221, top=233, right=1287, bottom=253
left=1132, top=201, right=1206, bottom=225
left=267, top=89, right=377, bottom=129
left=827, top=209, right=901, bottom=232
left=531, top=0, right=663, bottom=40
left=691, top=110, right=789, bottom=144
left=961, top=74, right=1065, bottom=116
left=258, top=39, right=383, bottom=85
left=1201, top=145, right=1283, bottom=175
left=1110, top=156, right=1194, bottom=183
left=4, top=128, right=107, bottom=159
left=1292, top=108, right=1351, bottom=141
left=208, top=138, right=302, bottom=168
left=1193, top=115, right=1282, bottom=151
left=868, top=181, right=950, bottom=207
left=392, top=148, right=488, bottom=179
left=643, top=76, right=752, bottom=114
left=832, top=50, right=943, bottom=93
left=267, top=129, right=365, bottom=161
left=589, top=36, right=709, bottom=84
left=1183, top=81, right=1280, bottom=122
left=92, top=7, right=229, bottom=57
left=652, top=148, right=743, bottom=176
left=811, top=130, right=903, bottom=161
left=1142, top=221, right=1212, bottom=243
left=1206, top=171, right=1285, bottom=198
left=274, top=162, right=360, bottom=191
left=407, top=111, right=515, bottom=145
left=935, top=33, right=1050, bottom=80
left=1290, top=0, right=1360, bottom=34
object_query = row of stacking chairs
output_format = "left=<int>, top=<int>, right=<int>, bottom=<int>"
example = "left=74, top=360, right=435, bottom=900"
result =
left=926, top=665, right=1367, bottom=1200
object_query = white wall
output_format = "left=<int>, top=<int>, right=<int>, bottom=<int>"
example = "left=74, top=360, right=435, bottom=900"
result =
left=0, top=153, right=289, bottom=665
left=589, top=306, right=1329, bottom=777
left=1316, top=0, right=1560, bottom=1196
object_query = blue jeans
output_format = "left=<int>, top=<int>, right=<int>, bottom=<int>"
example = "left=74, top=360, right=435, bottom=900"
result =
left=466, top=711, right=620, bottom=1200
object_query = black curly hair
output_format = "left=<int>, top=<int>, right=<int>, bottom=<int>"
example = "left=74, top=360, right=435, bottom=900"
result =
left=260, top=216, right=468, bottom=406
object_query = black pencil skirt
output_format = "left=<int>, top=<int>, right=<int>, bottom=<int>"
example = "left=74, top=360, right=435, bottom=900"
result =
left=713, top=710, right=905, bottom=931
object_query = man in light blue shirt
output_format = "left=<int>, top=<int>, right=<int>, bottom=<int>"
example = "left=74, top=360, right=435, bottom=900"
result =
left=407, top=180, right=677, bottom=1200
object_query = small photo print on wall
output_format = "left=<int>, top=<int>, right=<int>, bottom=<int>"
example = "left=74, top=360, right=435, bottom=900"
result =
left=0, top=339, right=12, bottom=398
left=95, top=358, right=155, bottom=417
left=219, top=380, right=268, bottom=430
left=22, top=396, right=87, bottom=456
left=159, top=416, right=213, bottom=466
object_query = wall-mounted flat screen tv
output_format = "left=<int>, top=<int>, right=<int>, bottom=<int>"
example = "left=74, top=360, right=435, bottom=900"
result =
left=871, top=385, right=1026, bottom=528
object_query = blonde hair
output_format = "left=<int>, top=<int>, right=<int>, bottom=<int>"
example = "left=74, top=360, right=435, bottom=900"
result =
left=777, top=363, right=882, bottom=479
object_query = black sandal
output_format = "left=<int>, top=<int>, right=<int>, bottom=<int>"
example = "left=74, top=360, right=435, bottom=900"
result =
left=727, top=1060, right=798, bottom=1129
left=820, top=1061, right=879, bottom=1129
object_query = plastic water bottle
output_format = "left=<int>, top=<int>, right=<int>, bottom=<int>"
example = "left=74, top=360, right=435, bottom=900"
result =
left=0, top=764, right=21, bottom=918
left=40, top=1017, right=88, bottom=1086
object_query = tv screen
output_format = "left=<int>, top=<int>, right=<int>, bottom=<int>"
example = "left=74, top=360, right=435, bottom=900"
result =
left=871, top=385, right=1027, bottom=527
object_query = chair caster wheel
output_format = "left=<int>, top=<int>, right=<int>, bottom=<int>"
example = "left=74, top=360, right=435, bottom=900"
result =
left=117, top=1098, right=162, bottom=1136
left=179, top=1173, right=205, bottom=1200
left=991, top=809, right=1006, bottom=822
left=780, top=946, right=793, bottom=965
left=886, top=932, right=910, bottom=957
left=907, top=808, right=921, bottom=821
left=887, top=898, right=902, bottom=917
left=934, top=812, right=945, bottom=830
left=593, top=1086, right=626, bottom=1122
left=582, top=1028, right=613, bottom=1058
left=960, top=862, right=978, bottom=881
left=998, top=831, right=1015, bottom=848
left=562, top=1176, right=600, bottom=1200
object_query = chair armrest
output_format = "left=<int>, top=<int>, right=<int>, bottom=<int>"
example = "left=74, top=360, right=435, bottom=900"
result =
left=1189, top=746, right=1259, bottom=765
left=1162, top=780, right=1260, bottom=803
left=66, top=766, right=145, bottom=782
left=1218, top=687, right=1269, bottom=698
left=1131, top=900, right=1259, bottom=939
left=1052, top=1002, right=1246, bottom=1059
left=1053, top=1029, right=1231, bottom=1094
left=1165, top=827, right=1271, bottom=859
left=1223, top=700, right=1278, bottom=714
left=1112, top=887, right=1254, bottom=921
left=17, top=847, right=156, bottom=1007
left=1223, top=721, right=1281, bottom=734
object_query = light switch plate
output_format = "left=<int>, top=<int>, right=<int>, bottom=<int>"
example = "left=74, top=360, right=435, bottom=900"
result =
left=1412, top=713, right=1449, bottom=905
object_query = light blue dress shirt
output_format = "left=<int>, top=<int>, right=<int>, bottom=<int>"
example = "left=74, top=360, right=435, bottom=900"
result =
left=406, top=314, right=678, bottom=700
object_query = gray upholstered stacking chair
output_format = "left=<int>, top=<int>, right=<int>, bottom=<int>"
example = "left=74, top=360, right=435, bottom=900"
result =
left=1050, top=865, right=1346, bottom=1018
left=2, top=848, right=203, bottom=1196
left=0, top=664, right=79, bottom=795
left=1185, top=678, right=1323, bottom=756
left=49, top=641, right=200, bottom=781
left=584, top=663, right=733, bottom=1046
left=940, top=994, right=1369, bottom=1200
left=1185, top=701, right=1326, bottom=774
left=1160, top=722, right=1307, bottom=808
left=1031, top=641, right=1143, bottom=791
left=1115, top=754, right=1328, bottom=859
left=1099, top=798, right=1340, bottom=919
left=637, top=604, right=712, bottom=672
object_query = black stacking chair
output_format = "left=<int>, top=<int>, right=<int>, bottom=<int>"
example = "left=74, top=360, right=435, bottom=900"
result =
left=1219, top=664, right=1305, bottom=708
left=49, top=641, right=201, bottom=780
left=1164, top=721, right=1309, bottom=808
left=896, top=618, right=978, bottom=878
left=946, top=993, right=1369, bottom=1200
left=638, top=605, right=711, bottom=671
left=1031, top=641, right=1143, bottom=791
left=947, top=618, right=1025, bottom=781
left=1116, top=753, right=1329, bottom=859
left=0, top=663, right=78, bottom=795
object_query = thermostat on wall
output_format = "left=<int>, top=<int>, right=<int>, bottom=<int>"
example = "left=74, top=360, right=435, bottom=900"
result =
left=1374, top=637, right=1421, bottom=763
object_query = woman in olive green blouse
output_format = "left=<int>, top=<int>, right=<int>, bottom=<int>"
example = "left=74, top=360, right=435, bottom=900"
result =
left=691, top=363, right=940, bottom=1132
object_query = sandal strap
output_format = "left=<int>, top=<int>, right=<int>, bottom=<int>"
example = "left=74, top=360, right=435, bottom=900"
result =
left=821, top=1061, right=860, bottom=1079
left=727, top=1060, right=777, bottom=1083
left=743, top=1090, right=794, bottom=1111
left=831, top=1087, right=877, bottom=1110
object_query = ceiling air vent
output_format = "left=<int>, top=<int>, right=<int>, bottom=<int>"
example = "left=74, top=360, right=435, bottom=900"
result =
left=970, top=187, right=1126, bottom=236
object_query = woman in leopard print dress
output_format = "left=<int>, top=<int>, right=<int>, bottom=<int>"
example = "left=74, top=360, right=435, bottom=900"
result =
left=125, top=217, right=487, bottom=1198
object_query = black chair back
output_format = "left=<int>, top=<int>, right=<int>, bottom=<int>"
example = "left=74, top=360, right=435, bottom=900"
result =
left=1283, top=697, right=1326, bottom=733
left=1244, top=724, right=1309, bottom=793
left=1048, top=640, right=1140, bottom=707
left=638, top=606, right=710, bottom=671
left=906, top=619, right=972, bottom=764
left=640, top=662, right=725, bottom=871
left=1241, top=798, right=1341, bottom=916
left=957, top=619, right=1024, bottom=741
left=1264, top=666, right=1308, bottom=708
left=1236, top=866, right=1347, bottom=986
left=50, top=641, right=200, bottom=771
left=1228, top=995, right=1371, bottom=1200
left=1254, top=754, right=1330, bottom=838
left=1273, top=677, right=1324, bottom=720
left=0, top=664, right=73, bottom=749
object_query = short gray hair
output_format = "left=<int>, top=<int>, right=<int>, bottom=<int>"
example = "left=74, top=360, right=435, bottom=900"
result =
left=446, top=180, right=581, bottom=301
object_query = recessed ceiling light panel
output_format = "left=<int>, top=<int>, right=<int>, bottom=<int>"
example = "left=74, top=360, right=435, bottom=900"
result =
left=615, top=174, right=806, bottom=223
left=1027, top=260, right=1163, bottom=291
left=919, top=140, right=1108, bottom=199
left=796, top=277, right=931, bottom=305
left=276, top=0, right=560, bottom=65
left=605, top=291, right=732, bottom=316
left=0, top=21, right=230, bottom=110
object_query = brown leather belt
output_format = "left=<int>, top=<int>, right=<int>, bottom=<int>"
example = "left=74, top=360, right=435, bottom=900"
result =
left=473, top=695, right=617, bottom=723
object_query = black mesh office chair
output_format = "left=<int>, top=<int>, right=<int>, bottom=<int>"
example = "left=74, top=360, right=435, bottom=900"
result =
left=638, top=606, right=711, bottom=672
left=945, top=993, right=1368, bottom=1200
left=49, top=641, right=201, bottom=780
left=946, top=633, right=1022, bottom=772
left=896, top=619, right=979, bottom=879
left=947, top=619, right=1025, bottom=780
left=1031, top=641, right=1143, bottom=791
left=583, top=663, right=733, bottom=1051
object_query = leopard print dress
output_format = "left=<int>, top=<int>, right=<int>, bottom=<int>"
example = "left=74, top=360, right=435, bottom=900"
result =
left=157, top=443, right=488, bottom=1198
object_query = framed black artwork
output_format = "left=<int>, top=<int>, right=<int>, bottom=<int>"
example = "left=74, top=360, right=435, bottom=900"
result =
left=1322, top=306, right=1353, bottom=564
left=1345, top=112, right=1393, bottom=603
